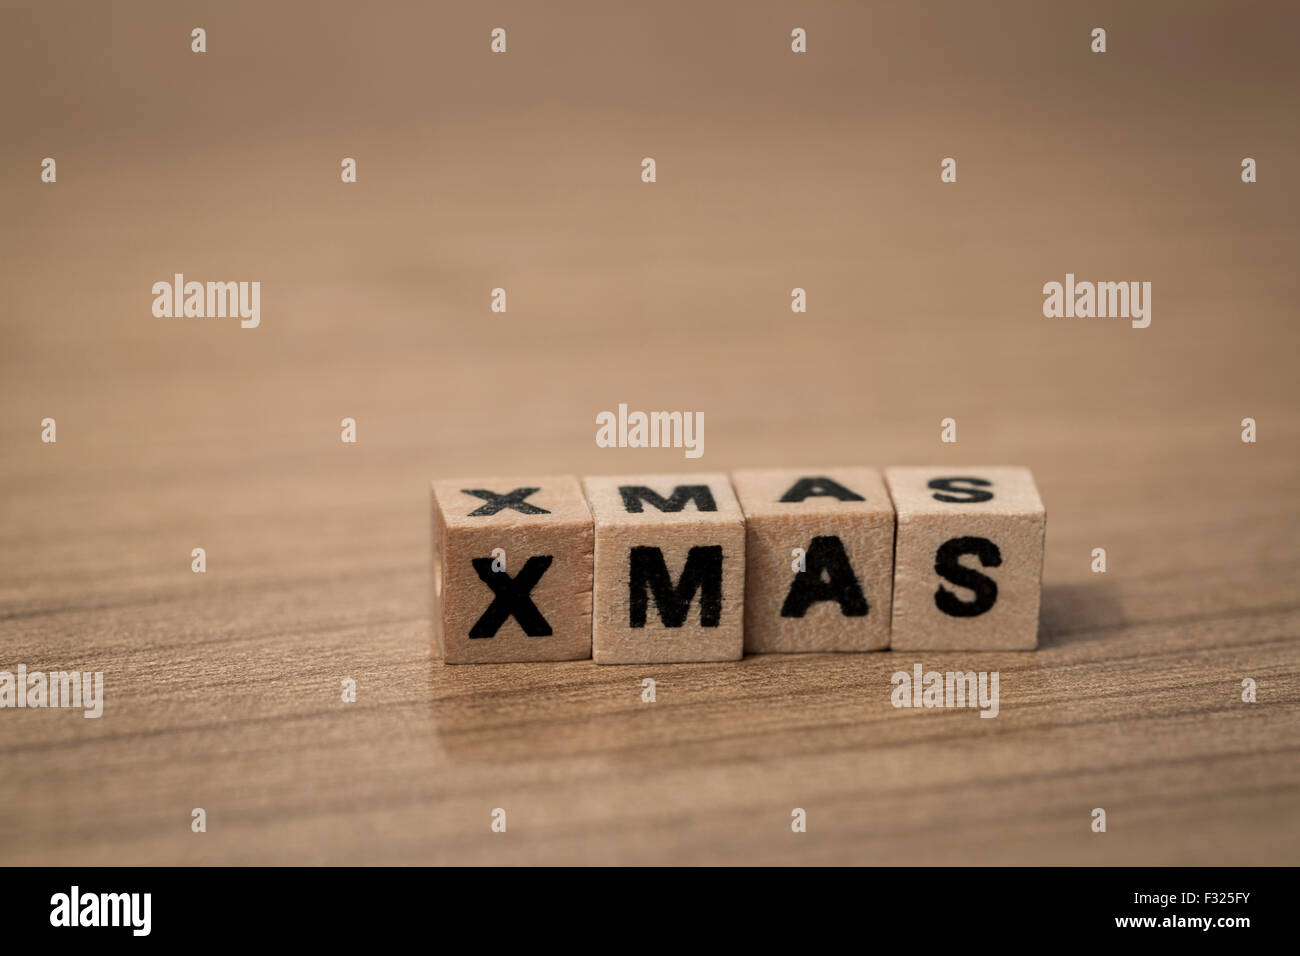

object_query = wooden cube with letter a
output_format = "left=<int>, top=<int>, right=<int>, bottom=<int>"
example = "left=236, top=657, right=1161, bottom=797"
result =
left=731, top=468, right=894, bottom=653
left=431, top=476, right=593, bottom=663
left=885, top=467, right=1045, bottom=651
left=582, top=474, right=745, bottom=664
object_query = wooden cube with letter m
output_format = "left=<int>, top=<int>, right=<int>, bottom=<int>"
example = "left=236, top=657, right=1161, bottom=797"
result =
left=583, top=474, right=745, bottom=664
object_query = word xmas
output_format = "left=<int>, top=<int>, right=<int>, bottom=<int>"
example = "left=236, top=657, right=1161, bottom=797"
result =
left=152, top=273, right=261, bottom=328
left=595, top=404, right=705, bottom=459
left=0, top=665, right=103, bottom=718
left=430, top=467, right=1045, bottom=664
left=1042, top=273, right=1151, bottom=328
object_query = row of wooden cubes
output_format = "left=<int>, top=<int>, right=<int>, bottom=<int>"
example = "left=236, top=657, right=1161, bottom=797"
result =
left=432, top=468, right=1046, bottom=664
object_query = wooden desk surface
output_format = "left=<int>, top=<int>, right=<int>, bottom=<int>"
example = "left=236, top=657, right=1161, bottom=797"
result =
left=2, top=1, right=1298, bottom=865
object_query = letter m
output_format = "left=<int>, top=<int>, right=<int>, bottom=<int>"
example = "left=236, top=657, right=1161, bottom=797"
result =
left=1099, top=281, right=1129, bottom=319
left=206, top=281, right=239, bottom=318
left=628, top=545, right=723, bottom=627
left=619, top=484, right=716, bottom=513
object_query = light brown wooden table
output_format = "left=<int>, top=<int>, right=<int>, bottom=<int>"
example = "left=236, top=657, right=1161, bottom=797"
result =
left=2, top=1, right=1297, bottom=865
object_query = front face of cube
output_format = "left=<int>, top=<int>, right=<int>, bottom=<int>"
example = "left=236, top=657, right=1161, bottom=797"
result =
left=432, top=477, right=593, bottom=664
left=732, top=468, right=895, bottom=653
left=886, top=467, right=1045, bottom=651
left=583, top=474, right=745, bottom=664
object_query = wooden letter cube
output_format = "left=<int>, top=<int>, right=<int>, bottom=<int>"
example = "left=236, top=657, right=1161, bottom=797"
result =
left=731, top=467, right=895, bottom=653
left=582, top=473, right=745, bottom=664
left=885, top=466, right=1045, bottom=651
left=431, top=475, right=593, bottom=663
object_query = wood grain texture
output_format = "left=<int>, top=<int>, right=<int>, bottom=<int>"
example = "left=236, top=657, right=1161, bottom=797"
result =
left=2, top=0, right=1298, bottom=865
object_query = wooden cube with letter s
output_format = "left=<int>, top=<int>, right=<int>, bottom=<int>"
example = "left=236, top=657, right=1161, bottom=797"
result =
left=885, top=467, right=1045, bottom=650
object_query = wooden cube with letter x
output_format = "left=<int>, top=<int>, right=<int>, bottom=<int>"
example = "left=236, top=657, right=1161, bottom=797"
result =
left=731, top=467, right=895, bottom=653
left=885, top=467, right=1045, bottom=650
left=431, top=476, right=593, bottom=663
left=582, top=474, right=745, bottom=664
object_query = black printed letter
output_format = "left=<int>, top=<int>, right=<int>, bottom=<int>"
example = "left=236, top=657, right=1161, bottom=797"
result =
left=469, top=555, right=553, bottom=637
left=933, top=536, right=1000, bottom=617
left=778, top=477, right=865, bottom=503
left=628, top=545, right=723, bottom=627
left=619, top=485, right=716, bottom=513
left=780, top=536, right=869, bottom=618
left=927, top=477, right=994, bottom=504
left=462, top=487, right=550, bottom=517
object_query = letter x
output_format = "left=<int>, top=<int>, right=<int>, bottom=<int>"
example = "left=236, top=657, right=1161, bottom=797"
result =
left=462, top=487, right=550, bottom=517
left=469, top=555, right=553, bottom=637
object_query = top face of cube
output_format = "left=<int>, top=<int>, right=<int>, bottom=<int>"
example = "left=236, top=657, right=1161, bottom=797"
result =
left=884, top=467, right=1044, bottom=518
left=582, top=473, right=744, bottom=528
left=431, top=475, right=591, bottom=528
left=731, top=467, right=893, bottom=519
